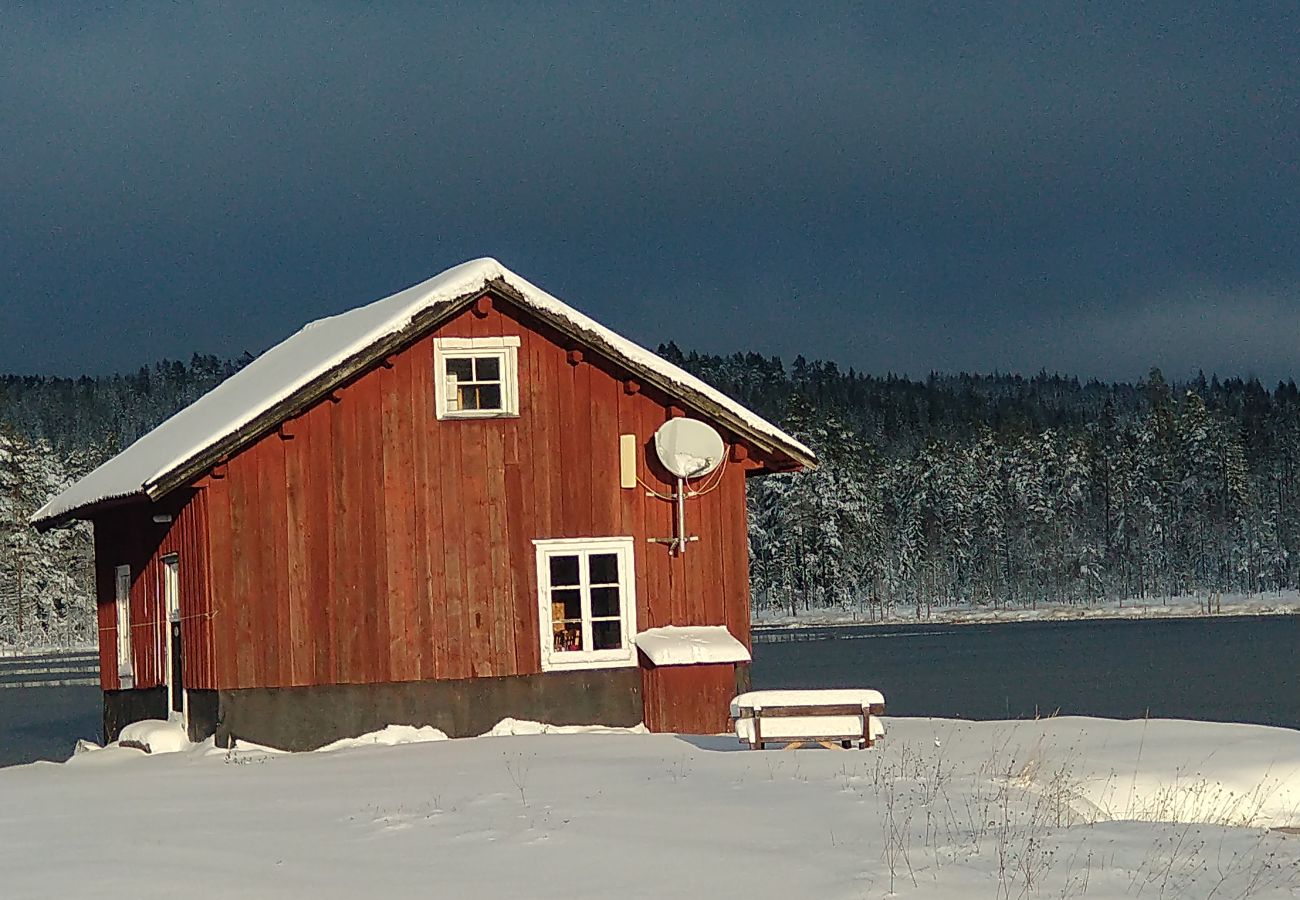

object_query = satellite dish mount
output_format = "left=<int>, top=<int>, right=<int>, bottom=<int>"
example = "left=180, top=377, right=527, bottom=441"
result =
left=649, top=419, right=726, bottom=555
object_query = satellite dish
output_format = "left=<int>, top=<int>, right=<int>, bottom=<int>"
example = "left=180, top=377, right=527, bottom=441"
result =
left=654, top=419, right=725, bottom=479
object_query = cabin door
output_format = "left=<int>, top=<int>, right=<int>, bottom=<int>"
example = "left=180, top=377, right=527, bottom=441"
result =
left=162, top=555, right=186, bottom=727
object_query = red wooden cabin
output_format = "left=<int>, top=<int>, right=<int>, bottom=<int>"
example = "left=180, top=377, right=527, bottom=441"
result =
left=34, top=259, right=814, bottom=748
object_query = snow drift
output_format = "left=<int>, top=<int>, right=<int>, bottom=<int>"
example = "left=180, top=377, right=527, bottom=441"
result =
left=5, top=716, right=1297, bottom=899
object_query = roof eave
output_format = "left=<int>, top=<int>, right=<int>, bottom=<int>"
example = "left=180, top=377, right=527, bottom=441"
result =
left=30, top=490, right=150, bottom=532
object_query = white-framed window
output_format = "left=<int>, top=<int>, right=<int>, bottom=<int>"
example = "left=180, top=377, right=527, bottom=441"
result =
left=433, top=336, right=521, bottom=419
left=114, top=564, right=134, bottom=687
left=534, top=537, right=637, bottom=671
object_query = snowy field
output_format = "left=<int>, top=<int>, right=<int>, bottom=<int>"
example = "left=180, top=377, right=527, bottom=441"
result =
left=756, top=589, right=1300, bottom=629
left=2, top=717, right=1297, bottom=898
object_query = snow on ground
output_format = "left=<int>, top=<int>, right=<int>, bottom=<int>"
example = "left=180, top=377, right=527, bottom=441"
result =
left=316, top=724, right=449, bottom=752
left=0, top=644, right=97, bottom=657
left=3, top=717, right=1298, bottom=899
left=756, top=589, right=1300, bottom=629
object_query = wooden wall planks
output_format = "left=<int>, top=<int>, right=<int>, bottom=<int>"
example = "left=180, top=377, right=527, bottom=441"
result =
left=104, top=291, right=761, bottom=725
left=640, top=661, right=737, bottom=735
left=92, top=489, right=214, bottom=692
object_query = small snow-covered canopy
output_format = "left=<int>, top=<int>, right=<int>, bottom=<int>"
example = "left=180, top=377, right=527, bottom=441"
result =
left=634, top=626, right=751, bottom=666
left=33, top=258, right=816, bottom=529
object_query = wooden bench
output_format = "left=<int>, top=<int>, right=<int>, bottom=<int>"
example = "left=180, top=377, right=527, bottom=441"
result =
left=731, top=689, right=886, bottom=750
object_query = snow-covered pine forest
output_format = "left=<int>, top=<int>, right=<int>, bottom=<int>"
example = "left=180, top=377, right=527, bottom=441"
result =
left=658, top=345, right=1300, bottom=619
left=3, top=348, right=1300, bottom=646
left=0, top=356, right=246, bottom=647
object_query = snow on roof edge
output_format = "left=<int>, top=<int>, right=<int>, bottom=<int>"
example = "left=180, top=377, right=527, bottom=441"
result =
left=34, top=258, right=814, bottom=527
left=31, top=258, right=503, bottom=526
left=486, top=268, right=816, bottom=464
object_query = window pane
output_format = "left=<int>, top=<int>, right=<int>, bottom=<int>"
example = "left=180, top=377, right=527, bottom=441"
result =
left=549, top=556, right=580, bottom=587
left=447, top=357, right=474, bottom=381
left=588, top=553, right=619, bottom=585
left=550, top=588, right=582, bottom=621
left=475, top=356, right=500, bottom=381
left=552, top=580, right=583, bottom=654
left=458, top=384, right=479, bottom=409
left=592, top=620, right=622, bottom=650
left=476, top=384, right=502, bottom=410
left=553, top=623, right=584, bottom=652
left=591, top=586, right=620, bottom=618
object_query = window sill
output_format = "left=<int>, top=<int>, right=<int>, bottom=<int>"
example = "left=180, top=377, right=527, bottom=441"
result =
left=436, top=410, right=521, bottom=421
left=540, top=654, right=638, bottom=673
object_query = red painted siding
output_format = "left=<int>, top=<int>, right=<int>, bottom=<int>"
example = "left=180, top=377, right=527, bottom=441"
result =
left=641, top=662, right=737, bottom=734
left=199, top=294, right=757, bottom=696
left=93, top=490, right=214, bottom=692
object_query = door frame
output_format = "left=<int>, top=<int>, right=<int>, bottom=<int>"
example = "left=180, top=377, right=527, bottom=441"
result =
left=161, top=554, right=186, bottom=727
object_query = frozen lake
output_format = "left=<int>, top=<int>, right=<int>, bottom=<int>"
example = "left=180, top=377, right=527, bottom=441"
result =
left=1, top=614, right=1296, bottom=766
left=0, top=685, right=101, bottom=767
left=753, top=614, right=1300, bottom=727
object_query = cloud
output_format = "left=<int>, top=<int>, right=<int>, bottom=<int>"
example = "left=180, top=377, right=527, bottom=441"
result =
left=1047, top=284, right=1300, bottom=383
left=0, top=4, right=1296, bottom=379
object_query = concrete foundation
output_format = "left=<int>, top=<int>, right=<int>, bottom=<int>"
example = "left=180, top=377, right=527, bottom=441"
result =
left=106, top=668, right=644, bottom=750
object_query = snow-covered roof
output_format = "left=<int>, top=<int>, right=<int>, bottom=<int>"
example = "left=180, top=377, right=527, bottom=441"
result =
left=634, top=626, right=752, bottom=666
left=33, top=258, right=815, bottom=528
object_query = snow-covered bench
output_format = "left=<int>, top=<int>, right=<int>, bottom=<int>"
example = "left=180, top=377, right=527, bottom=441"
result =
left=730, top=689, right=886, bottom=750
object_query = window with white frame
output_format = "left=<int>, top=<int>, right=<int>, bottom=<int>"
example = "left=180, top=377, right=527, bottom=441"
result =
left=433, top=336, right=520, bottom=419
left=114, top=565, right=134, bottom=686
left=534, top=537, right=637, bottom=671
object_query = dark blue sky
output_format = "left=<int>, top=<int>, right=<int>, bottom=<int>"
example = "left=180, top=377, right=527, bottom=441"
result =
left=3, top=4, right=1297, bottom=381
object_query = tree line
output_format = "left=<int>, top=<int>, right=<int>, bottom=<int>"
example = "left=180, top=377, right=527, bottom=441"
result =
left=0, top=356, right=242, bottom=646
left=3, top=346, right=1299, bottom=644
left=661, top=345, right=1300, bottom=617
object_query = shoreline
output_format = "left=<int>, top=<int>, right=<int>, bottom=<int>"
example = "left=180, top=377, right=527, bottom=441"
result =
left=754, top=597, right=1300, bottom=631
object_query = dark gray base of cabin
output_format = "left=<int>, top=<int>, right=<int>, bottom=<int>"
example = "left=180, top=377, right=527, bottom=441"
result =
left=103, top=687, right=220, bottom=744
left=103, top=687, right=167, bottom=743
left=106, top=669, right=642, bottom=750
left=187, top=689, right=221, bottom=742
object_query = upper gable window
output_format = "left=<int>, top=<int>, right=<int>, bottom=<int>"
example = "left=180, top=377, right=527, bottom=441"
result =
left=433, top=336, right=521, bottom=419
